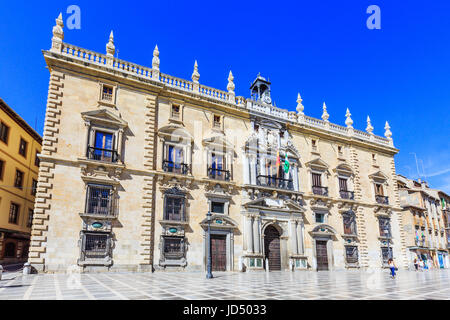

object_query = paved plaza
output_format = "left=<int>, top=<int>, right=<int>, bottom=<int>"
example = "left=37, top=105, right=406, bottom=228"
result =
left=0, top=269, right=449, bottom=300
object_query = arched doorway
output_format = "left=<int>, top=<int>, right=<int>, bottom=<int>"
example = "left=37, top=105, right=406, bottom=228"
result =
left=264, top=225, right=281, bottom=271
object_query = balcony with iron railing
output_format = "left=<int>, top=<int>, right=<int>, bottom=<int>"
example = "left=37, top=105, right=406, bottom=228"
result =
left=162, top=160, right=190, bottom=175
left=207, top=167, right=231, bottom=181
left=339, top=190, right=355, bottom=200
left=256, top=175, right=294, bottom=190
left=312, top=186, right=329, bottom=197
left=375, top=195, right=389, bottom=205
left=80, top=186, right=117, bottom=219
left=87, top=146, right=119, bottom=163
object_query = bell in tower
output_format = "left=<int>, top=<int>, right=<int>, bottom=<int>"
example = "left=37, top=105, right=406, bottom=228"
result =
left=250, top=73, right=272, bottom=104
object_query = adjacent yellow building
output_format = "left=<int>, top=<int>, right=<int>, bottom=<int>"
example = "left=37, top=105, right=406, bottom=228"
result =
left=0, top=98, right=42, bottom=265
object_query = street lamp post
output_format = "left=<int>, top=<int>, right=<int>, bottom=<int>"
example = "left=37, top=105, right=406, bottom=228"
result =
left=206, top=211, right=213, bottom=279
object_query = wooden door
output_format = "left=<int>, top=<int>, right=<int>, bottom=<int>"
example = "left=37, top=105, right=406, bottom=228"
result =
left=316, top=240, right=329, bottom=271
left=211, top=234, right=227, bottom=271
left=264, top=226, right=281, bottom=271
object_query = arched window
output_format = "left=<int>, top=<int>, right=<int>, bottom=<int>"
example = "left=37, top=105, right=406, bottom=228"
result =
left=4, top=242, right=16, bottom=258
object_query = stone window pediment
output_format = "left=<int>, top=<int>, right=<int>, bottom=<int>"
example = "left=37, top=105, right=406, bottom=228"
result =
left=305, top=158, right=329, bottom=172
left=81, top=109, right=128, bottom=129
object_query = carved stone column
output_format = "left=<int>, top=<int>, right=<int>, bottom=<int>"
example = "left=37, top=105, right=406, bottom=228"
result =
left=297, top=221, right=304, bottom=255
left=290, top=220, right=298, bottom=255
left=250, top=155, right=257, bottom=185
left=243, top=156, right=249, bottom=185
left=117, top=128, right=124, bottom=163
left=253, top=216, right=261, bottom=254
left=246, top=215, right=254, bottom=253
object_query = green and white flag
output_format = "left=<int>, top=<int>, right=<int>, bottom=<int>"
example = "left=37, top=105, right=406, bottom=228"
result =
left=284, top=154, right=290, bottom=174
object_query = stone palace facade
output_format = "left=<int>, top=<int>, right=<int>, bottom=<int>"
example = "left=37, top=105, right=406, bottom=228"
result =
left=28, top=15, right=409, bottom=272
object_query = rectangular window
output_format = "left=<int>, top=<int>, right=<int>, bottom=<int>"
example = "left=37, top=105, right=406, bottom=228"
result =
left=102, top=85, right=113, bottom=101
left=34, top=151, right=40, bottom=167
left=337, top=145, right=343, bottom=155
left=14, top=169, right=24, bottom=189
left=86, top=185, right=113, bottom=216
left=315, top=213, right=325, bottom=223
left=9, top=203, right=20, bottom=224
left=163, top=237, right=184, bottom=259
left=213, top=115, right=221, bottom=128
left=374, top=183, right=384, bottom=196
left=164, top=196, right=184, bottom=221
left=84, top=233, right=108, bottom=260
left=345, top=246, right=359, bottom=264
left=211, top=201, right=225, bottom=214
left=171, top=104, right=180, bottom=119
left=19, top=138, right=27, bottom=157
left=93, top=131, right=114, bottom=161
left=311, top=139, right=317, bottom=151
left=0, top=159, right=4, bottom=180
left=27, top=209, right=33, bottom=228
left=31, top=179, right=38, bottom=196
left=210, top=152, right=226, bottom=177
left=379, top=217, right=391, bottom=238
left=339, top=178, right=348, bottom=191
left=0, top=122, right=9, bottom=144
left=312, top=173, right=322, bottom=187
left=165, top=145, right=184, bottom=173
left=343, top=212, right=357, bottom=235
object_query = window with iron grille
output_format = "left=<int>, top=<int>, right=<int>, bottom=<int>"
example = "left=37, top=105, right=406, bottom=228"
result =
left=0, top=122, right=9, bottom=144
left=378, top=217, right=391, bottom=238
left=213, top=115, right=221, bottom=128
left=164, top=196, right=185, bottom=221
left=86, top=185, right=113, bottom=216
left=14, top=169, right=24, bottom=189
left=163, top=236, right=185, bottom=259
left=27, top=209, right=33, bottom=228
left=101, top=85, right=113, bottom=101
left=9, top=203, right=20, bottom=224
left=83, top=233, right=109, bottom=260
left=171, top=104, right=180, bottom=119
left=343, top=211, right=357, bottom=235
left=339, top=178, right=348, bottom=191
left=19, top=138, right=27, bottom=157
left=345, top=246, right=359, bottom=264
left=312, top=173, right=322, bottom=187
left=31, top=179, right=38, bottom=196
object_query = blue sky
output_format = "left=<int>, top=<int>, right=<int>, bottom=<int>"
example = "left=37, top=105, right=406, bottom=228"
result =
left=0, top=1, right=449, bottom=193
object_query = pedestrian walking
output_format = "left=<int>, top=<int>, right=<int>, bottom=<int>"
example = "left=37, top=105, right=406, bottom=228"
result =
left=388, top=258, right=397, bottom=279
left=419, top=259, right=424, bottom=271
left=414, top=258, right=418, bottom=271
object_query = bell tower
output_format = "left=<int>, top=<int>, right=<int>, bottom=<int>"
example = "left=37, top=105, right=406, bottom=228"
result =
left=250, top=73, right=272, bottom=104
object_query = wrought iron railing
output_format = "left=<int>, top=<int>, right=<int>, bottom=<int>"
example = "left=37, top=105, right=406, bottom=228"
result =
left=340, top=190, right=355, bottom=200
left=208, top=167, right=231, bottom=181
left=312, top=186, right=328, bottom=196
left=163, top=160, right=190, bottom=175
left=257, top=175, right=294, bottom=190
left=375, top=195, right=389, bottom=205
left=87, top=146, right=119, bottom=163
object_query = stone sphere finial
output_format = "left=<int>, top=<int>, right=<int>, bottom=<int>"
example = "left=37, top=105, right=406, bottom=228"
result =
left=106, top=30, right=115, bottom=57
left=345, top=108, right=353, bottom=128
left=296, top=93, right=304, bottom=115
